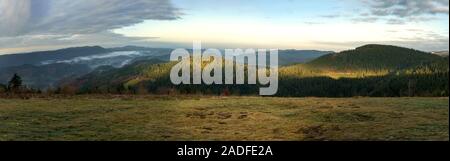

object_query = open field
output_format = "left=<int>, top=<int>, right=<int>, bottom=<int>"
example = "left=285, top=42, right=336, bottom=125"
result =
left=0, top=96, right=448, bottom=141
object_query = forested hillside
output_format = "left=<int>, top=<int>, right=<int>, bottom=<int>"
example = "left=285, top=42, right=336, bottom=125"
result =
left=307, top=44, right=444, bottom=71
left=48, top=44, right=448, bottom=97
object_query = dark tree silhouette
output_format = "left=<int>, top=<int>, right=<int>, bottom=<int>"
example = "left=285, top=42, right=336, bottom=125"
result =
left=8, top=73, right=23, bottom=93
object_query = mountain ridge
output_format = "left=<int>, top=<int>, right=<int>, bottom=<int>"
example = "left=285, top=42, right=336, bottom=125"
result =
left=306, top=44, right=444, bottom=72
left=0, top=46, right=109, bottom=68
left=1, top=44, right=447, bottom=93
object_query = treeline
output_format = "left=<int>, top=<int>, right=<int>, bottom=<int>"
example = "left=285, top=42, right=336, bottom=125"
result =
left=277, top=72, right=448, bottom=97
left=68, top=71, right=448, bottom=97
left=3, top=72, right=448, bottom=97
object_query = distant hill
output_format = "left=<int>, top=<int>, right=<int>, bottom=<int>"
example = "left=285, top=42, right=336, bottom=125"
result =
left=0, top=46, right=173, bottom=89
left=0, top=46, right=330, bottom=69
left=109, top=45, right=159, bottom=52
left=0, top=46, right=174, bottom=69
left=307, top=44, right=445, bottom=71
left=0, top=63, right=90, bottom=88
left=0, top=46, right=108, bottom=69
left=278, top=50, right=332, bottom=66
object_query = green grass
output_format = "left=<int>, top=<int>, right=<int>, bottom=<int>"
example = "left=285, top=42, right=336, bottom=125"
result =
left=0, top=96, right=448, bottom=141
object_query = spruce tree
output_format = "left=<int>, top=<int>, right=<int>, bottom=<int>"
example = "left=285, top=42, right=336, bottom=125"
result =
left=8, top=73, right=23, bottom=92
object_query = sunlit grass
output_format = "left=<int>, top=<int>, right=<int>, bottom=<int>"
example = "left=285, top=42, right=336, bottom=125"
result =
left=0, top=96, right=448, bottom=141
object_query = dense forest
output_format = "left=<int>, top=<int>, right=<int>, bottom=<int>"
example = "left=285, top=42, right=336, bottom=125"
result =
left=1, top=44, right=448, bottom=97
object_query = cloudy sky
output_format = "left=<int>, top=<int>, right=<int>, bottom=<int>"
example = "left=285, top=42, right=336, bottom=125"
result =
left=0, top=0, right=448, bottom=54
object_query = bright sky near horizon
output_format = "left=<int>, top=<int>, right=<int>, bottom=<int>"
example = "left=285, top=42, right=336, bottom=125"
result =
left=0, top=0, right=448, bottom=54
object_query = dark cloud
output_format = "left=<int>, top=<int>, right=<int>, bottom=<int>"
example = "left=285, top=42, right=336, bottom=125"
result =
left=0, top=0, right=180, bottom=37
left=351, top=0, right=449, bottom=24
left=366, top=0, right=448, bottom=18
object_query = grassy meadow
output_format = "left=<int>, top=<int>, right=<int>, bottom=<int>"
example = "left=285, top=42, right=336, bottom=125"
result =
left=0, top=96, right=448, bottom=141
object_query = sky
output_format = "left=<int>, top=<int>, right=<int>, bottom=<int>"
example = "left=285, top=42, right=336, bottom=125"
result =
left=0, top=0, right=448, bottom=54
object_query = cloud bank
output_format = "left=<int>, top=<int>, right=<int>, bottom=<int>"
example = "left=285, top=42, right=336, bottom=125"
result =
left=0, top=0, right=180, bottom=37
left=360, top=0, right=449, bottom=24
left=368, top=0, right=449, bottom=17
